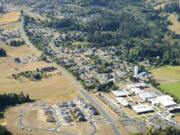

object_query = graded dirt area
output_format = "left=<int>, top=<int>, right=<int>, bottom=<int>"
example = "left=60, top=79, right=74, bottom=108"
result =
left=3, top=107, right=62, bottom=135
left=95, top=123, right=114, bottom=135
left=22, top=108, right=55, bottom=129
left=0, top=12, right=20, bottom=25
left=60, top=122, right=94, bottom=135
left=0, top=43, right=78, bottom=103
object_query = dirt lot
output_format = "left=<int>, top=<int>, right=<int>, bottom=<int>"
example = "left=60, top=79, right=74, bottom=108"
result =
left=0, top=12, right=20, bottom=25
left=95, top=123, right=114, bottom=135
left=60, top=122, right=93, bottom=135
left=3, top=107, right=63, bottom=135
left=22, top=108, right=55, bottom=129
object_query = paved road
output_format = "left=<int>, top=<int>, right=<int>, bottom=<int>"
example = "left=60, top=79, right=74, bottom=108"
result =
left=19, top=16, right=122, bottom=135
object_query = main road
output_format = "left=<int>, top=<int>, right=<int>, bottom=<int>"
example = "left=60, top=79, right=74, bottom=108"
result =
left=19, top=16, right=122, bottom=135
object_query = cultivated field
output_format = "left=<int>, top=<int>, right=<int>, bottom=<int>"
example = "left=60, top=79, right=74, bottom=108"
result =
left=0, top=12, right=20, bottom=25
left=159, top=82, right=180, bottom=99
left=0, top=43, right=78, bottom=103
left=149, top=66, right=180, bottom=84
left=168, top=15, right=180, bottom=35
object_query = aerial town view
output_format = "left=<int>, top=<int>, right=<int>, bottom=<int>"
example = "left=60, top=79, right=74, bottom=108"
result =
left=0, top=0, right=180, bottom=135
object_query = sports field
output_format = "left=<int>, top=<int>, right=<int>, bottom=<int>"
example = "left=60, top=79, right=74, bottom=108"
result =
left=159, top=82, right=180, bottom=100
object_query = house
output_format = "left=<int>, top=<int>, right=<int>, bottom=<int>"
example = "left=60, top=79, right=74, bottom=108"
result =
left=69, top=101, right=75, bottom=107
left=59, top=102, right=68, bottom=107
left=78, top=116, right=86, bottom=122
left=14, top=58, right=21, bottom=63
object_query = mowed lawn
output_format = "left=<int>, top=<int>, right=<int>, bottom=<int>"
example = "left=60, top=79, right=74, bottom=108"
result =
left=0, top=12, right=20, bottom=25
left=0, top=43, right=78, bottom=103
left=150, top=66, right=180, bottom=83
left=168, top=15, right=180, bottom=35
left=159, top=82, right=180, bottom=99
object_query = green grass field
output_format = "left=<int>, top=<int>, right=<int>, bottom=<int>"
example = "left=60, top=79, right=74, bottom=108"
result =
left=150, top=66, right=180, bottom=83
left=159, top=82, right=180, bottom=99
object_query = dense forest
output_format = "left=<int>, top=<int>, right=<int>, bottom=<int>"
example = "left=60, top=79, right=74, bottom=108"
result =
left=0, top=92, right=31, bottom=108
left=23, top=0, right=180, bottom=66
left=138, top=127, right=180, bottom=135
left=0, top=92, right=32, bottom=135
left=0, top=48, right=7, bottom=57
left=0, top=126, right=11, bottom=135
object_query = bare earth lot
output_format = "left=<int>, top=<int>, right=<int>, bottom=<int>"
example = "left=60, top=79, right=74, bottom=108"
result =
left=60, top=122, right=93, bottom=135
left=22, top=108, right=55, bottom=129
left=96, top=123, right=114, bottom=135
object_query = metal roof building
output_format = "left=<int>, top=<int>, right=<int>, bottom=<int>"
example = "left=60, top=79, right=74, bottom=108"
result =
left=112, top=90, right=130, bottom=97
left=132, top=104, right=154, bottom=114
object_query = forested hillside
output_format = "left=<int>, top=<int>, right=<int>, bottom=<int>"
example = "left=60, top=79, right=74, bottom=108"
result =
left=6, top=0, right=180, bottom=66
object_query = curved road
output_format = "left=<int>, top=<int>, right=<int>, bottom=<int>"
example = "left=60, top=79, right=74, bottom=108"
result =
left=19, top=16, right=122, bottom=135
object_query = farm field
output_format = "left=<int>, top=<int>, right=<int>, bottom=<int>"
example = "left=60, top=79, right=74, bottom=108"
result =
left=0, top=43, right=78, bottom=103
left=0, top=12, right=20, bottom=25
left=168, top=15, right=180, bottom=35
left=149, top=66, right=180, bottom=84
left=159, top=82, right=180, bottom=100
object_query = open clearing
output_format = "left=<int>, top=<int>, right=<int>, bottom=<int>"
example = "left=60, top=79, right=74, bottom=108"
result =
left=149, top=66, right=180, bottom=84
left=0, top=43, right=78, bottom=103
left=159, top=82, right=180, bottom=100
left=0, top=22, right=19, bottom=30
left=96, top=123, right=114, bottom=135
left=60, top=122, right=93, bottom=135
left=0, top=12, right=20, bottom=25
left=168, top=15, right=180, bottom=35
left=22, top=108, right=55, bottom=128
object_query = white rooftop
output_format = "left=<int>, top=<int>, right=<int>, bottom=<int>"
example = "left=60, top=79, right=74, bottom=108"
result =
left=132, top=104, right=153, bottom=114
left=157, top=95, right=177, bottom=107
left=130, top=88, right=144, bottom=95
left=116, top=97, right=129, bottom=106
left=126, top=83, right=148, bottom=89
left=112, top=90, right=130, bottom=97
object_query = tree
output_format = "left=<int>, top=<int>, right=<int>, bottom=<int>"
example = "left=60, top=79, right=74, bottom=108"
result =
left=0, top=48, right=7, bottom=57
left=40, top=55, right=47, bottom=61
